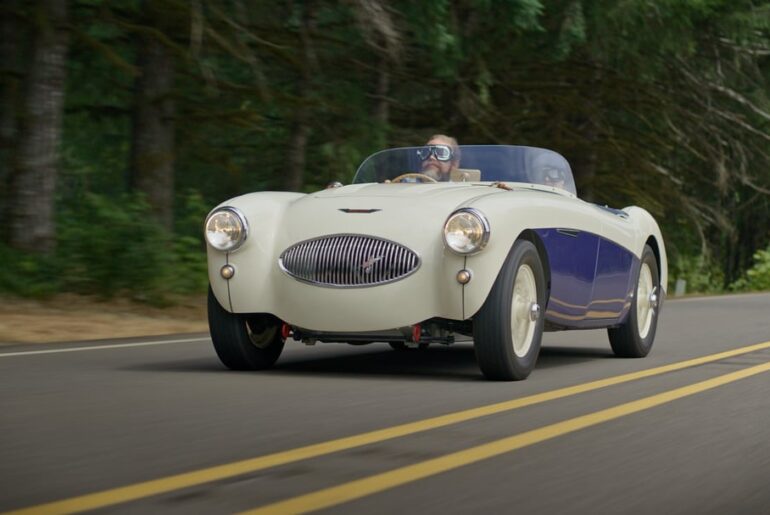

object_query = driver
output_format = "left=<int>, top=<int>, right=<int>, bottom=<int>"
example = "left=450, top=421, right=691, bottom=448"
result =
left=530, top=152, right=568, bottom=191
left=418, top=135, right=460, bottom=181
left=542, top=166, right=566, bottom=189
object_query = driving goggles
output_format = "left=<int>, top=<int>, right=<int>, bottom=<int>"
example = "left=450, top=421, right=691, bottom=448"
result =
left=416, top=145, right=454, bottom=162
left=543, top=167, right=565, bottom=181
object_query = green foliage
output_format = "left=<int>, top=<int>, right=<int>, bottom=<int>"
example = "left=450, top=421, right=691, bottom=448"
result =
left=668, top=254, right=725, bottom=295
left=170, top=190, right=210, bottom=294
left=0, top=192, right=209, bottom=303
left=0, top=245, right=62, bottom=297
left=730, top=247, right=770, bottom=292
left=4, top=0, right=770, bottom=303
left=56, top=193, right=175, bottom=301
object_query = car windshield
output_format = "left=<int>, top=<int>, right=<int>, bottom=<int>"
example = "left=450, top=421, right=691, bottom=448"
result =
left=353, top=145, right=577, bottom=195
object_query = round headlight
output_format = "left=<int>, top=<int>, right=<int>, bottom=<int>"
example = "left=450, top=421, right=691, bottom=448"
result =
left=205, top=207, right=248, bottom=252
left=443, top=208, right=490, bottom=255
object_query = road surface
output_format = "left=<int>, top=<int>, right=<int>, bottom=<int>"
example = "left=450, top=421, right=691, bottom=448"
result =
left=1, top=293, right=769, bottom=514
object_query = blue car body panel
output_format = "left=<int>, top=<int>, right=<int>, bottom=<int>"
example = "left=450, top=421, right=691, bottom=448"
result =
left=536, top=228, right=638, bottom=329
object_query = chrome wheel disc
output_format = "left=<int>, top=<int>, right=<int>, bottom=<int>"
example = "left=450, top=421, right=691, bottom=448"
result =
left=246, top=319, right=277, bottom=349
left=636, top=263, right=655, bottom=339
left=511, top=264, right=538, bottom=357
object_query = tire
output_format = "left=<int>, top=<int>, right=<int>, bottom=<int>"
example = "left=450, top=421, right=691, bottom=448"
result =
left=473, top=240, right=546, bottom=381
left=208, top=286, right=285, bottom=370
left=608, top=245, right=660, bottom=358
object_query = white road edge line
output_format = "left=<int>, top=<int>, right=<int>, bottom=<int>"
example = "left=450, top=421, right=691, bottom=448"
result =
left=0, top=337, right=211, bottom=357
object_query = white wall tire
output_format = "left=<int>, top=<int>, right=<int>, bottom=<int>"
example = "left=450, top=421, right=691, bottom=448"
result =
left=607, top=245, right=660, bottom=358
left=473, top=240, right=546, bottom=381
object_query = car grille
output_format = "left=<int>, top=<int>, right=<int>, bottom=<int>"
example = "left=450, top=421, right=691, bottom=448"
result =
left=279, top=235, right=420, bottom=287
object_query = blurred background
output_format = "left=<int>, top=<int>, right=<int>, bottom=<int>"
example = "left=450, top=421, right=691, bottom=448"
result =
left=1, top=0, right=769, bottom=305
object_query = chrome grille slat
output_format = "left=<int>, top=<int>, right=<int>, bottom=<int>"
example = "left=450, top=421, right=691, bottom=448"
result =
left=355, top=236, right=366, bottom=286
left=373, top=239, right=383, bottom=283
left=279, top=235, right=420, bottom=288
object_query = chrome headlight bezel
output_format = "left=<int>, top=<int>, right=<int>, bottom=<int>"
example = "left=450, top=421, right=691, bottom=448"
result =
left=443, top=208, right=490, bottom=255
left=205, top=206, right=249, bottom=253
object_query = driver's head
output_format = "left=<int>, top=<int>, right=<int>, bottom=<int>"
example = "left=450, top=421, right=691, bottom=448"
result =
left=419, top=135, right=460, bottom=181
left=542, top=166, right=566, bottom=189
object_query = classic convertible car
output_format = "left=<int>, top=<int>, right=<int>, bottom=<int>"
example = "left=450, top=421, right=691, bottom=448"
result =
left=205, top=145, right=667, bottom=380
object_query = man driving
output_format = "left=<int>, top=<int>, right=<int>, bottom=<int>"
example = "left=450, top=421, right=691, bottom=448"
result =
left=418, top=134, right=460, bottom=181
left=542, top=166, right=566, bottom=190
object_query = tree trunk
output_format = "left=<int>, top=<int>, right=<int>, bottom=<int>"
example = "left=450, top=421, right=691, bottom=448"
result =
left=130, top=27, right=175, bottom=230
left=570, top=131, right=598, bottom=202
left=0, top=3, right=21, bottom=152
left=6, top=0, right=69, bottom=253
left=568, top=60, right=600, bottom=202
left=283, top=2, right=317, bottom=192
left=372, top=57, right=390, bottom=147
left=0, top=3, right=23, bottom=236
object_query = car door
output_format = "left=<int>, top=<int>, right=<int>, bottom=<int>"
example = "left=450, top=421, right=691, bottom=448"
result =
left=536, top=227, right=600, bottom=327
left=591, top=206, right=638, bottom=324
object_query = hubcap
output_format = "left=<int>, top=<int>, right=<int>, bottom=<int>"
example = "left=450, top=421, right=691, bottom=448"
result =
left=246, top=318, right=277, bottom=349
left=511, top=264, right=538, bottom=357
left=636, top=263, right=656, bottom=339
left=529, top=302, right=541, bottom=322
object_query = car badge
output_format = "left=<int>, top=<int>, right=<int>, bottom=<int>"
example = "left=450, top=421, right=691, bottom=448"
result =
left=339, top=208, right=381, bottom=213
left=360, top=255, right=384, bottom=273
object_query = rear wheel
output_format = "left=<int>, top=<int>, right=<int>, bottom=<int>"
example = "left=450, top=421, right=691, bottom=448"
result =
left=208, top=286, right=284, bottom=370
left=608, top=245, right=660, bottom=357
left=473, top=240, right=546, bottom=381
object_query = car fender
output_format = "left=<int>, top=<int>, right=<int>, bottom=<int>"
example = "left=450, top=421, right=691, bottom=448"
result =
left=623, top=206, right=668, bottom=296
left=207, top=191, right=306, bottom=312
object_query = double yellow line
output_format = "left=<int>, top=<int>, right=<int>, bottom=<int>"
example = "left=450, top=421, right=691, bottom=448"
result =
left=246, top=358, right=770, bottom=514
left=8, top=340, right=770, bottom=515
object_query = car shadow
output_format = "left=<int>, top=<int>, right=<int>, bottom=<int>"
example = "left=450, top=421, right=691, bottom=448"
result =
left=265, top=343, right=614, bottom=381
left=120, top=342, right=615, bottom=381
left=536, top=346, right=615, bottom=369
left=270, top=345, right=482, bottom=381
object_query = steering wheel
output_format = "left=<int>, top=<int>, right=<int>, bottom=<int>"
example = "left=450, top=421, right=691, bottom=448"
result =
left=390, top=173, right=438, bottom=183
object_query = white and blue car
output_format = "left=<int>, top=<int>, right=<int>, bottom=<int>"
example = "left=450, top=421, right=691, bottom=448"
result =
left=204, top=145, right=667, bottom=380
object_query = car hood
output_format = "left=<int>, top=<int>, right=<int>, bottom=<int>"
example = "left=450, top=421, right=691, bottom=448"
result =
left=264, top=183, right=503, bottom=245
left=311, top=182, right=498, bottom=200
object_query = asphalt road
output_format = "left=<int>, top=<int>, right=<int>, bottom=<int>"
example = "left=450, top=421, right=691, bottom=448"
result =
left=2, top=293, right=770, bottom=514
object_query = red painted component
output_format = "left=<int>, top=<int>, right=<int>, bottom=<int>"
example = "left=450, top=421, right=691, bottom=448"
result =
left=281, top=323, right=291, bottom=340
left=412, top=324, right=421, bottom=343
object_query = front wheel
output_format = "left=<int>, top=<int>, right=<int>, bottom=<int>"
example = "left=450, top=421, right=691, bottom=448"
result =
left=473, top=240, right=546, bottom=381
left=208, top=286, right=285, bottom=370
left=607, top=245, right=660, bottom=358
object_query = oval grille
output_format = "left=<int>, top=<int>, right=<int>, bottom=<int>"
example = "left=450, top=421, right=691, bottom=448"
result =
left=279, top=235, right=420, bottom=287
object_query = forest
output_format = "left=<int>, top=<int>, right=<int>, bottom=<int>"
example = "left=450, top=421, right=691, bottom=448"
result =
left=1, top=0, right=769, bottom=303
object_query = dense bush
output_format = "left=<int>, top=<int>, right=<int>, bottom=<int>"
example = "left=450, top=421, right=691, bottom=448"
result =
left=667, top=254, right=725, bottom=295
left=0, top=192, right=209, bottom=304
left=731, top=247, right=770, bottom=292
left=0, top=245, right=62, bottom=297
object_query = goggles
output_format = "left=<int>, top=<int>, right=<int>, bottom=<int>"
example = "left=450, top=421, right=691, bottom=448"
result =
left=417, top=145, right=454, bottom=162
left=543, top=167, right=565, bottom=182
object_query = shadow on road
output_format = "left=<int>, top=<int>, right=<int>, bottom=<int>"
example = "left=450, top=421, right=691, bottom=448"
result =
left=267, top=343, right=614, bottom=381
left=120, top=342, right=614, bottom=381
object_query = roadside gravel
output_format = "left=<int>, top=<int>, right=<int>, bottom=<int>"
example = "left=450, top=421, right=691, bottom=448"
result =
left=0, top=294, right=208, bottom=344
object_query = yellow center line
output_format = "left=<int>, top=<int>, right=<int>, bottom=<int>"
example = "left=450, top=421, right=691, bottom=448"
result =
left=6, top=340, right=770, bottom=515
left=244, top=359, right=770, bottom=515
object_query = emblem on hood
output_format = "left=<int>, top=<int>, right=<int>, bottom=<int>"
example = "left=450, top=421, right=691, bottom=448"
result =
left=339, top=208, right=381, bottom=214
left=360, top=255, right=383, bottom=273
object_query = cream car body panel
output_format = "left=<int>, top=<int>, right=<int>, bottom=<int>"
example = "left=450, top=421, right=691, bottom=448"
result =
left=207, top=145, right=667, bottom=336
